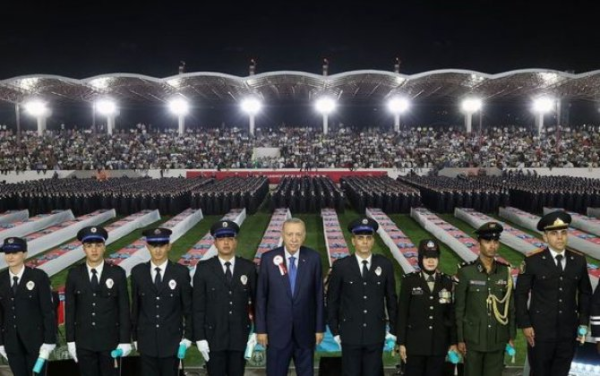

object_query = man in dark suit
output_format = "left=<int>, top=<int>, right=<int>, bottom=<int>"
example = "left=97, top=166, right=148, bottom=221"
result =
left=0, top=237, right=56, bottom=376
left=396, top=239, right=457, bottom=376
left=255, top=218, right=325, bottom=376
left=193, top=220, right=257, bottom=376
left=65, top=226, right=132, bottom=376
left=515, top=211, right=592, bottom=376
left=131, top=227, right=193, bottom=376
left=327, top=217, right=398, bottom=376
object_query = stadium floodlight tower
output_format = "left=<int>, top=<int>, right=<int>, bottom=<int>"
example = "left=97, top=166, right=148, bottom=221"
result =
left=532, top=96, right=554, bottom=137
left=461, top=97, right=483, bottom=133
left=315, top=97, right=336, bottom=135
left=168, top=98, right=190, bottom=136
left=240, top=97, right=262, bottom=136
left=24, top=100, right=51, bottom=136
left=387, top=96, right=410, bottom=132
left=95, top=99, right=119, bottom=135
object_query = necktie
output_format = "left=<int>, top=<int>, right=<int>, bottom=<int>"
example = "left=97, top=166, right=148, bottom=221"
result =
left=225, top=261, right=233, bottom=284
left=154, top=267, right=162, bottom=288
left=289, top=256, right=297, bottom=294
left=362, top=260, right=369, bottom=279
left=556, top=254, right=564, bottom=272
left=427, top=275, right=435, bottom=292
left=91, top=269, right=99, bottom=290
left=427, top=275, right=435, bottom=282
left=12, top=276, right=18, bottom=295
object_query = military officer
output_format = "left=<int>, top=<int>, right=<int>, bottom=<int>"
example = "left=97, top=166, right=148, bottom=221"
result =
left=0, top=237, right=56, bottom=376
left=455, top=222, right=515, bottom=376
left=396, top=239, right=457, bottom=376
left=327, top=217, right=397, bottom=376
left=592, top=283, right=600, bottom=353
left=515, top=211, right=592, bottom=376
left=193, top=220, right=257, bottom=376
left=131, top=227, right=193, bottom=376
left=65, top=226, right=132, bottom=376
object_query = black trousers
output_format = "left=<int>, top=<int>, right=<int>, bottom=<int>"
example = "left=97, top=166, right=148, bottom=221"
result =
left=340, top=343, right=383, bottom=376
left=6, top=333, right=44, bottom=376
left=77, top=348, right=119, bottom=376
left=528, top=340, right=576, bottom=376
left=206, top=350, right=245, bottom=376
left=266, top=342, right=314, bottom=376
left=140, top=354, right=179, bottom=376
left=404, top=355, right=445, bottom=376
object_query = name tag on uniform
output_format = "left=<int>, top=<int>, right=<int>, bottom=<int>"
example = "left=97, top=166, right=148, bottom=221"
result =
left=469, top=280, right=486, bottom=286
left=411, top=287, right=424, bottom=296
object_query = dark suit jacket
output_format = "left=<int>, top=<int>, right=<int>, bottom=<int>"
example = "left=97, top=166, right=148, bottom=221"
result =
left=0, top=267, right=56, bottom=353
left=193, top=255, right=257, bottom=351
left=255, top=246, right=325, bottom=349
left=65, top=262, right=130, bottom=351
left=515, top=248, right=592, bottom=341
left=131, top=261, right=192, bottom=358
left=396, top=271, right=456, bottom=356
left=327, top=254, right=397, bottom=346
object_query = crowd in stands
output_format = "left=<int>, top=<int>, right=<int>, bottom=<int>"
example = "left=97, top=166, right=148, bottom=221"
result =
left=1, top=124, right=600, bottom=171
left=341, top=176, right=421, bottom=214
left=270, top=176, right=345, bottom=213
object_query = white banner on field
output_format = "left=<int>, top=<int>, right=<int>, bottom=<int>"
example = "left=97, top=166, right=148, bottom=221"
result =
left=500, top=207, right=600, bottom=260
left=322, top=208, right=349, bottom=267
left=0, top=210, right=75, bottom=243
left=111, top=209, right=204, bottom=276
left=182, top=208, right=247, bottom=280
left=0, top=210, right=116, bottom=270
left=544, top=207, right=600, bottom=237
left=367, top=208, right=418, bottom=274
left=0, top=210, right=29, bottom=226
left=32, top=210, right=160, bottom=277
left=588, top=208, right=600, bottom=219
left=254, top=208, right=291, bottom=265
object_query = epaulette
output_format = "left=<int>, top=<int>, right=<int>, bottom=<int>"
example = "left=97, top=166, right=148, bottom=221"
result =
left=458, top=261, right=476, bottom=268
left=567, top=248, right=584, bottom=257
left=496, top=260, right=511, bottom=268
left=526, top=248, right=544, bottom=257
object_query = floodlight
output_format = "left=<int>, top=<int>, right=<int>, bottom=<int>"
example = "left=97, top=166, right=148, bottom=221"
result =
left=24, top=100, right=49, bottom=117
left=533, top=97, right=554, bottom=113
left=96, top=99, right=118, bottom=116
left=315, top=97, right=336, bottom=115
left=241, top=98, right=262, bottom=115
left=168, top=98, right=189, bottom=116
left=387, top=97, right=410, bottom=114
left=461, top=98, right=482, bottom=113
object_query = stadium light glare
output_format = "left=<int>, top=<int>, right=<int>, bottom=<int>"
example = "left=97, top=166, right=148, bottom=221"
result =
left=95, top=99, right=118, bottom=116
left=315, top=97, right=336, bottom=115
left=24, top=100, right=49, bottom=117
left=461, top=98, right=482, bottom=113
left=533, top=97, right=554, bottom=113
left=387, top=97, right=410, bottom=114
left=241, top=98, right=262, bottom=115
left=168, top=98, right=189, bottom=116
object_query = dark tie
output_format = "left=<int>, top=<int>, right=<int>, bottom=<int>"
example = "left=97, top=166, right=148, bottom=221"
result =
left=91, top=269, right=99, bottom=290
left=154, top=267, right=162, bottom=288
left=427, top=275, right=435, bottom=283
left=289, top=256, right=297, bottom=294
left=556, top=255, right=564, bottom=272
left=12, top=276, right=18, bottom=296
left=225, top=261, right=233, bottom=284
left=362, top=260, right=369, bottom=279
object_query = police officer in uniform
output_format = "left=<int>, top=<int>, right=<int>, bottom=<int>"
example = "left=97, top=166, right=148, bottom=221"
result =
left=592, top=283, right=600, bottom=353
left=455, top=222, right=515, bottom=376
left=396, top=239, right=457, bottom=376
left=0, top=237, right=56, bottom=376
left=193, top=220, right=257, bottom=376
left=131, top=227, right=193, bottom=376
left=327, top=217, right=397, bottom=376
left=515, top=211, right=592, bottom=376
left=65, top=226, right=132, bottom=376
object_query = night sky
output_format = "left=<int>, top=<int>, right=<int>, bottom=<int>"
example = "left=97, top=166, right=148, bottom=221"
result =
left=1, top=0, right=598, bottom=79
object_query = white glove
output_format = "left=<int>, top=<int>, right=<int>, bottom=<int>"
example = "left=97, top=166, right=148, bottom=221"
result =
left=246, top=333, right=257, bottom=347
left=67, top=342, right=78, bottom=363
left=39, top=343, right=56, bottom=359
left=385, top=332, right=397, bottom=342
left=133, top=341, right=138, bottom=351
left=180, top=338, right=192, bottom=349
left=196, top=340, right=210, bottom=362
left=117, top=343, right=132, bottom=357
left=333, top=335, right=342, bottom=349
left=0, top=345, right=7, bottom=361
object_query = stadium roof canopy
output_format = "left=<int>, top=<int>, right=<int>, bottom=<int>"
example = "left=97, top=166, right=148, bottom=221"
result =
left=1, top=69, right=600, bottom=104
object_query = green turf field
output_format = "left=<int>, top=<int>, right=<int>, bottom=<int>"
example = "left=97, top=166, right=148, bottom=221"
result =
left=13, top=205, right=563, bottom=369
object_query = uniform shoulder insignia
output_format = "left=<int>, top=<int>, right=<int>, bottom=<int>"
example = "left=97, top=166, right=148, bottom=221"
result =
left=458, top=261, right=475, bottom=268
left=526, top=248, right=544, bottom=257
left=567, top=248, right=584, bottom=257
left=496, top=260, right=511, bottom=268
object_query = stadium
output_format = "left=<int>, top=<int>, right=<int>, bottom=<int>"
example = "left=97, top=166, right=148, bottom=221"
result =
left=0, top=62, right=599, bottom=376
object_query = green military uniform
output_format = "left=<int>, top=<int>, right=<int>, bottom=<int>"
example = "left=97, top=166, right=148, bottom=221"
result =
left=455, top=223, right=516, bottom=376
